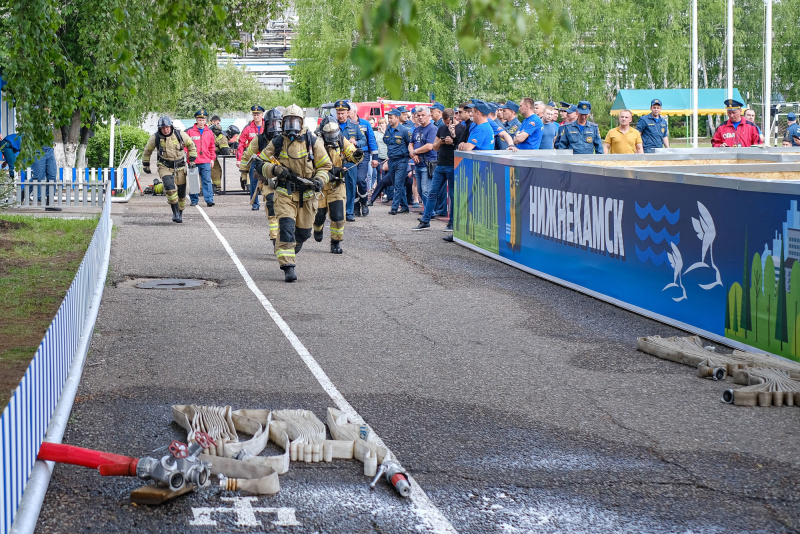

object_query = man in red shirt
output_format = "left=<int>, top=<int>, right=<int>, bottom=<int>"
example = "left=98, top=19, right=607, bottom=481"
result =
left=238, top=105, right=266, bottom=209
left=185, top=110, right=217, bottom=207
left=712, top=99, right=761, bottom=148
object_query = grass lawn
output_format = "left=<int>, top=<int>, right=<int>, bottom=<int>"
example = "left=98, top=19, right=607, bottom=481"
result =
left=0, top=214, right=97, bottom=408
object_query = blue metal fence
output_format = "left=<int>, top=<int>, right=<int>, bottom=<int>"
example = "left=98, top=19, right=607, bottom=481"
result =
left=0, top=183, right=112, bottom=532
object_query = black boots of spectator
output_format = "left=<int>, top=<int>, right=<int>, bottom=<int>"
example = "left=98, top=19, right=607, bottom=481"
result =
left=330, top=239, right=342, bottom=254
left=171, top=203, right=182, bottom=223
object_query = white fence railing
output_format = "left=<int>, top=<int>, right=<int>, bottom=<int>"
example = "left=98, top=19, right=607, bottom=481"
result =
left=0, top=182, right=113, bottom=533
left=9, top=148, right=142, bottom=207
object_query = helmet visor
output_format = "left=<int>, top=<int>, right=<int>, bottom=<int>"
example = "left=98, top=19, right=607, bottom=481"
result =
left=283, top=116, right=303, bottom=134
left=267, top=118, right=282, bottom=133
left=322, top=127, right=340, bottom=145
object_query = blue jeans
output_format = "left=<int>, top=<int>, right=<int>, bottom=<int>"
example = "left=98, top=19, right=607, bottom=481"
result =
left=344, top=163, right=358, bottom=216
left=415, top=162, right=430, bottom=207
left=388, top=158, right=409, bottom=211
left=190, top=162, right=213, bottom=204
left=422, top=165, right=453, bottom=224
left=31, top=146, right=58, bottom=201
left=435, top=173, right=448, bottom=216
left=246, top=164, right=259, bottom=208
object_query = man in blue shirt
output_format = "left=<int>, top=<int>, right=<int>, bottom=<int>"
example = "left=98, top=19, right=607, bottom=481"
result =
left=384, top=109, right=413, bottom=215
left=410, top=106, right=438, bottom=216
left=459, top=100, right=495, bottom=151
left=636, top=98, right=670, bottom=153
left=430, top=102, right=445, bottom=128
left=514, top=97, right=544, bottom=149
left=348, top=105, right=378, bottom=217
left=539, top=105, right=559, bottom=149
left=555, top=101, right=604, bottom=154
left=0, top=133, right=21, bottom=179
left=335, top=100, right=367, bottom=222
left=487, top=103, right=517, bottom=151
left=784, top=112, right=800, bottom=146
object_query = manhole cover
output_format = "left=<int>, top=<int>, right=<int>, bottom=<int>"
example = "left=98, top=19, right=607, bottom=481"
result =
left=135, top=278, right=205, bottom=289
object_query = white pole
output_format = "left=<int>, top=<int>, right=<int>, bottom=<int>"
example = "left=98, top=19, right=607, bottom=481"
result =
left=764, top=0, right=772, bottom=146
left=109, top=115, right=115, bottom=168
left=692, top=0, right=699, bottom=148
left=727, top=0, right=734, bottom=100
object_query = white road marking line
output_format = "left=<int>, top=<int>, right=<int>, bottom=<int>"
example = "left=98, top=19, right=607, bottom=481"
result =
left=198, top=206, right=458, bottom=534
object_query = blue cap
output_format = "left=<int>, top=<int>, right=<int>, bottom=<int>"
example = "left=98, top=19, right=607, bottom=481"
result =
left=499, top=100, right=519, bottom=113
left=788, top=112, right=797, bottom=121
left=724, top=98, right=744, bottom=110
left=334, top=100, right=351, bottom=111
left=487, top=102, right=499, bottom=113
left=387, top=109, right=402, bottom=117
left=577, top=101, right=592, bottom=115
left=194, top=109, right=209, bottom=118
left=431, top=102, right=445, bottom=111
left=651, top=99, right=663, bottom=107
left=468, top=99, right=492, bottom=115
left=251, top=105, right=265, bottom=112
left=547, top=101, right=555, bottom=108
left=396, top=106, right=408, bottom=113
left=566, top=105, right=578, bottom=113
left=559, top=101, right=572, bottom=111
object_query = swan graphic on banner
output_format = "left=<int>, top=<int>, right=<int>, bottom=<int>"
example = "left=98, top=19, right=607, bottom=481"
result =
left=684, top=201, right=723, bottom=290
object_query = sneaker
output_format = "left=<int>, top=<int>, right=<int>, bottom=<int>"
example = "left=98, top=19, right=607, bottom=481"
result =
left=251, top=205, right=260, bottom=211
left=346, top=214, right=356, bottom=222
left=411, top=202, right=420, bottom=208
left=412, top=222, right=431, bottom=230
left=207, top=202, right=215, bottom=207
left=443, top=234, right=454, bottom=242
left=190, top=201, right=199, bottom=206
left=397, top=208, right=410, bottom=214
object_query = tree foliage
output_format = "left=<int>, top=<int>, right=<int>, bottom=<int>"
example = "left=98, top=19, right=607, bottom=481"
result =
left=174, top=63, right=295, bottom=117
left=0, top=0, right=282, bottom=166
left=85, top=125, right=150, bottom=168
left=291, top=0, right=800, bottom=133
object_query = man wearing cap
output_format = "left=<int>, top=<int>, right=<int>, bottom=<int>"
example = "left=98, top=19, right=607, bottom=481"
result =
left=186, top=109, right=217, bottom=207
left=398, top=106, right=415, bottom=132
left=514, top=98, right=544, bottom=150
left=636, top=99, right=670, bottom=153
left=384, top=108, right=413, bottom=215
left=555, top=101, right=604, bottom=154
left=487, top=103, right=517, bottom=151
left=712, top=99, right=761, bottom=147
left=783, top=112, right=800, bottom=147
left=539, top=105, right=559, bottom=149
left=499, top=101, right=521, bottom=137
left=458, top=100, right=495, bottom=151
left=557, top=102, right=572, bottom=125
left=334, top=100, right=367, bottom=222
left=431, top=102, right=445, bottom=128
left=553, top=104, right=578, bottom=146
left=238, top=105, right=266, bottom=209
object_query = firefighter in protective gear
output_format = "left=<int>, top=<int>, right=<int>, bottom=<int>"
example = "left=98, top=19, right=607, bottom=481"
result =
left=314, top=117, right=363, bottom=254
left=253, top=104, right=332, bottom=282
left=226, top=125, right=240, bottom=152
left=210, top=123, right=230, bottom=193
left=142, top=116, right=197, bottom=223
left=239, top=108, right=283, bottom=245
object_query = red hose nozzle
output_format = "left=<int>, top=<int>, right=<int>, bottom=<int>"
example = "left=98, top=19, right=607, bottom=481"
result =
left=37, top=442, right=138, bottom=476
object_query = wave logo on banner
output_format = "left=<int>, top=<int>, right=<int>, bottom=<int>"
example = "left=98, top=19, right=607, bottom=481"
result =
left=634, top=202, right=680, bottom=266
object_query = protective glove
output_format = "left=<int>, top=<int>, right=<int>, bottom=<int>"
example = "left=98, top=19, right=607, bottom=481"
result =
left=188, top=156, right=196, bottom=169
left=142, top=163, right=151, bottom=174
left=240, top=171, right=249, bottom=190
left=252, top=159, right=266, bottom=176
left=331, top=166, right=343, bottom=177
left=274, top=166, right=291, bottom=181
left=353, top=149, right=364, bottom=159
left=219, top=147, right=231, bottom=156
left=312, top=177, right=325, bottom=192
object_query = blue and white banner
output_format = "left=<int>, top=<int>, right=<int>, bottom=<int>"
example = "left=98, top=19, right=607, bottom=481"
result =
left=455, top=157, right=800, bottom=361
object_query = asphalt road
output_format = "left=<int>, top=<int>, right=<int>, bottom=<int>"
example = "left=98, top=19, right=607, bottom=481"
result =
left=35, top=179, right=800, bottom=533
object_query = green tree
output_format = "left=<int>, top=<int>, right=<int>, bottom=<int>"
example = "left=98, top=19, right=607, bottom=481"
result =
left=740, top=229, right=751, bottom=336
left=775, top=247, right=788, bottom=349
left=751, top=252, right=762, bottom=342
left=763, top=255, right=776, bottom=347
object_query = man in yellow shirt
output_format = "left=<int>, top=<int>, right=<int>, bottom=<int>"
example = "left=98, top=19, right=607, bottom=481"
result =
left=604, top=109, right=643, bottom=154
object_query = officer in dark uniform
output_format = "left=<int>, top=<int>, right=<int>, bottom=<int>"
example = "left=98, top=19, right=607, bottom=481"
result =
left=398, top=106, right=415, bottom=131
left=334, top=100, right=367, bottom=222
left=636, top=98, right=670, bottom=153
left=557, top=101, right=572, bottom=125
left=555, top=101, right=604, bottom=154
left=431, top=102, right=445, bottom=128
left=384, top=109, right=412, bottom=214
left=500, top=100, right=521, bottom=137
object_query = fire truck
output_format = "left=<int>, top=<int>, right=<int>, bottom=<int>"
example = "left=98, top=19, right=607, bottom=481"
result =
left=316, top=98, right=432, bottom=124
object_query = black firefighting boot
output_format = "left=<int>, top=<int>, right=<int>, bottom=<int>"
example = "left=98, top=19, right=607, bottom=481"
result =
left=330, top=239, right=342, bottom=254
left=313, top=229, right=323, bottom=242
left=171, top=203, right=182, bottom=223
left=354, top=202, right=362, bottom=217
left=282, top=265, right=297, bottom=283
left=360, top=197, right=369, bottom=217
left=294, top=242, right=303, bottom=253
